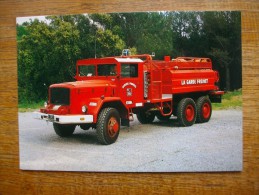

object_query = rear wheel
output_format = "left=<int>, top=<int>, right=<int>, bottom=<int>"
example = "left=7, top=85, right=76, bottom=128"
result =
left=177, top=98, right=196, bottom=127
left=53, top=123, right=76, bottom=137
left=96, top=108, right=120, bottom=145
left=137, top=110, right=155, bottom=124
left=172, top=105, right=178, bottom=116
left=196, top=96, right=212, bottom=123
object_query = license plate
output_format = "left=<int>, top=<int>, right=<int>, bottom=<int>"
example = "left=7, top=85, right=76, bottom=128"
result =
left=48, top=114, right=54, bottom=122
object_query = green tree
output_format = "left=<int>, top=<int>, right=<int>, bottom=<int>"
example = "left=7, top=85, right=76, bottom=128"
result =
left=95, top=29, right=125, bottom=57
left=201, top=11, right=241, bottom=90
left=135, top=12, right=173, bottom=59
left=108, top=12, right=174, bottom=59
left=18, top=18, right=80, bottom=102
left=17, top=23, right=29, bottom=41
left=167, top=11, right=241, bottom=90
left=17, top=15, right=127, bottom=103
left=168, top=11, right=205, bottom=57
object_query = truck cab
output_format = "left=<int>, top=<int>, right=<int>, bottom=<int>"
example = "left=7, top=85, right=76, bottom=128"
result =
left=75, top=57, right=145, bottom=109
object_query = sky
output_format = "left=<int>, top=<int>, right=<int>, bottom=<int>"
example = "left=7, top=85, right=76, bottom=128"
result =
left=16, top=14, right=103, bottom=29
left=16, top=16, right=48, bottom=24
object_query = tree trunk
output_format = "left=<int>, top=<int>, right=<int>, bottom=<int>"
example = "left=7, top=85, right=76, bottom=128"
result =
left=225, top=65, right=231, bottom=91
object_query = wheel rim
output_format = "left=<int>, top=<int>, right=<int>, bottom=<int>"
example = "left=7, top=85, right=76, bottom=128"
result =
left=185, top=104, right=195, bottom=122
left=202, top=102, right=211, bottom=119
left=107, top=117, right=119, bottom=137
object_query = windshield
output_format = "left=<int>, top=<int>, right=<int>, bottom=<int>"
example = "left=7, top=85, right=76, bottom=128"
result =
left=78, top=64, right=117, bottom=77
left=79, top=65, right=96, bottom=77
left=97, top=64, right=117, bottom=76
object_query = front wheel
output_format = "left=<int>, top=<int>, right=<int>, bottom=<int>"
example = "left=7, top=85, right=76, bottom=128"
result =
left=177, top=98, right=197, bottom=127
left=53, top=123, right=76, bottom=137
left=96, top=108, right=120, bottom=145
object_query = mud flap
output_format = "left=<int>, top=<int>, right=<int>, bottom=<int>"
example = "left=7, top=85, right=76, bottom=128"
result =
left=209, top=91, right=224, bottom=103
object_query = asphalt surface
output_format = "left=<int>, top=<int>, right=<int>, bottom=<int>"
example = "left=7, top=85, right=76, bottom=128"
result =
left=19, top=109, right=242, bottom=172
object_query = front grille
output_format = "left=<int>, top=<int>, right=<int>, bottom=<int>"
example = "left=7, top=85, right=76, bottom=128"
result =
left=50, top=88, right=70, bottom=105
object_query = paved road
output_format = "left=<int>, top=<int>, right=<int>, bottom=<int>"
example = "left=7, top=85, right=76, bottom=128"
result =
left=19, top=109, right=242, bottom=172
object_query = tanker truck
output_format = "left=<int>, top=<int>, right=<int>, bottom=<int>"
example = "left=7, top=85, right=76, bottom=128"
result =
left=35, top=50, right=223, bottom=145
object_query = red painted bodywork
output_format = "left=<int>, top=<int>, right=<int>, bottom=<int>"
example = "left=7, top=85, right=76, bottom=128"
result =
left=40, top=54, right=222, bottom=124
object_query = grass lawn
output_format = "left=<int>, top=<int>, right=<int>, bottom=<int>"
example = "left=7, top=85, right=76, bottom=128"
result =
left=212, top=89, right=242, bottom=110
left=18, top=100, right=45, bottom=112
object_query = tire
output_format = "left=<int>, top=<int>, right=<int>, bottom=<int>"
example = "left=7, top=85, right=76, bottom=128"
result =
left=177, top=98, right=196, bottom=127
left=196, top=96, right=212, bottom=123
left=137, top=110, right=155, bottom=124
left=53, top=123, right=76, bottom=137
left=96, top=108, right=120, bottom=145
left=172, top=105, right=178, bottom=116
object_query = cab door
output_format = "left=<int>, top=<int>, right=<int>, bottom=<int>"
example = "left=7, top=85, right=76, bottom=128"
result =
left=119, top=63, right=144, bottom=108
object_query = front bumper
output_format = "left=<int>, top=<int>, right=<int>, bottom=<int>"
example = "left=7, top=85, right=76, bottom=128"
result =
left=34, top=112, right=93, bottom=124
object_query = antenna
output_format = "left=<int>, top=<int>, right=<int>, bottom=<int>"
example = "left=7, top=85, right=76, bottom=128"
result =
left=95, top=33, right=97, bottom=58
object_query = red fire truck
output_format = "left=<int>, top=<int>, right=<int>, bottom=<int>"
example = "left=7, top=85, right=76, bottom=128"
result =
left=35, top=51, right=223, bottom=145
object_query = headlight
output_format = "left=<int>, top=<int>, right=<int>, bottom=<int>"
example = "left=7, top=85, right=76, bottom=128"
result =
left=82, top=105, right=88, bottom=113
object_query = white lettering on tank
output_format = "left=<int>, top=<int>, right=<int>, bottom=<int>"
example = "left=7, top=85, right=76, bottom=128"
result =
left=181, top=78, right=209, bottom=85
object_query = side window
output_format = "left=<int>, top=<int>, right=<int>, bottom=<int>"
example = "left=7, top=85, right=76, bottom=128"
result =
left=121, top=64, right=138, bottom=78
